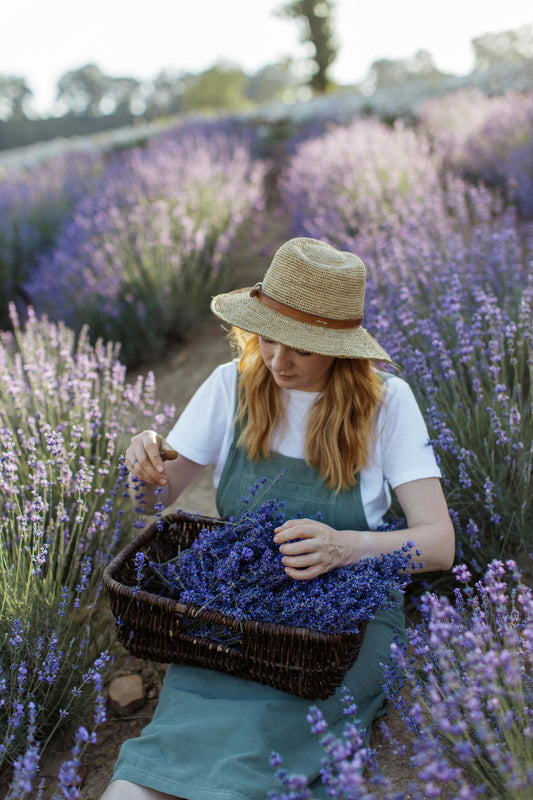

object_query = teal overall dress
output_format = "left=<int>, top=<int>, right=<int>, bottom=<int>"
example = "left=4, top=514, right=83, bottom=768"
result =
left=112, top=420, right=406, bottom=800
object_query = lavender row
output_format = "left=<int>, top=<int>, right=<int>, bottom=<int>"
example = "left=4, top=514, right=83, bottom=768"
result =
left=2, top=90, right=530, bottom=367
left=270, top=560, right=533, bottom=798
left=278, top=113, right=533, bottom=575
left=0, top=306, right=175, bottom=776
left=417, top=88, right=533, bottom=217
left=0, top=150, right=104, bottom=331
left=19, top=119, right=266, bottom=365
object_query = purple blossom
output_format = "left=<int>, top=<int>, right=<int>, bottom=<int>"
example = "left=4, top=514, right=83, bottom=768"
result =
left=55, top=757, right=82, bottom=799
left=6, top=702, right=41, bottom=798
left=383, top=559, right=533, bottom=797
left=134, top=551, right=147, bottom=582
left=1, top=308, right=173, bottom=776
left=0, top=149, right=104, bottom=329
left=452, top=564, right=472, bottom=584
left=8, top=620, right=24, bottom=648
left=270, top=690, right=403, bottom=800
left=269, top=558, right=533, bottom=797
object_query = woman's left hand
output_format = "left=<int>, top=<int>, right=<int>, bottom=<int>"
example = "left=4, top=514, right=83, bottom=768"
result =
left=273, top=519, right=349, bottom=580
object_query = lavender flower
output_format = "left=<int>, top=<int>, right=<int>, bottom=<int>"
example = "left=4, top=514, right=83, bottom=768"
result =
left=383, top=559, right=533, bottom=798
left=268, top=560, right=533, bottom=799
left=269, top=690, right=404, bottom=800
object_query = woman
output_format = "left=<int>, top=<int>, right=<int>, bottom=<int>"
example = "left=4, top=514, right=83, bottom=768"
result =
left=102, top=237, right=454, bottom=800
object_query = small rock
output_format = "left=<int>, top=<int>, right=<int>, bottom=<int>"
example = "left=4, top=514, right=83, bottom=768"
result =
left=108, top=674, right=145, bottom=715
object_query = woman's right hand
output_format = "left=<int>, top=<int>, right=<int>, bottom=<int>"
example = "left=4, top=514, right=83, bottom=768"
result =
left=125, top=430, right=178, bottom=486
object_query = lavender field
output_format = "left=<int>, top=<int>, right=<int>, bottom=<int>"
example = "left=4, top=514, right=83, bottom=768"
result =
left=1, top=88, right=532, bottom=798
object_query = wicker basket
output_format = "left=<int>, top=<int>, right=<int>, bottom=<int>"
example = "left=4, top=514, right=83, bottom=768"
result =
left=103, top=511, right=366, bottom=700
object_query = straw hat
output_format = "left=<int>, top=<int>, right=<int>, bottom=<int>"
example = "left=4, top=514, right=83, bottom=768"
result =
left=210, top=237, right=391, bottom=362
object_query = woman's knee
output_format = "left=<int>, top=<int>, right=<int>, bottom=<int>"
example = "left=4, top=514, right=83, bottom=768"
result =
left=100, top=779, right=181, bottom=799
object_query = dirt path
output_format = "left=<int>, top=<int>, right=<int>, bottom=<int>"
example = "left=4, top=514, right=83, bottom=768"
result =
left=10, top=214, right=413, bottom=799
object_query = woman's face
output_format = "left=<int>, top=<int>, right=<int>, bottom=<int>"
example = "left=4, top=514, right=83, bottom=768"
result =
left=258, top=336, right=334, bottom=392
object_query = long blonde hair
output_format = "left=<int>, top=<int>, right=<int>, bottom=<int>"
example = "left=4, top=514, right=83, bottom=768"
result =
left=230, top=329, right=385, bottom=492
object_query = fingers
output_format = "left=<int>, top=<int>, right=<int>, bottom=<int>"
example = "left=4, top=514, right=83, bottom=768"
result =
left=281, top=552, right=331, bottom=581
left=283, top=563, right=323, bottom=581
left=273, top=519, right=316, bottom=543
left=274, top=519, right=343, bottom=578
left=126, top=431, right=175, bottom=486
left=276, top=525, right=322, bottom=577
left=282, top=551, right=319, bottom=569
left=279, top=543, right=324, bottom=580
left=277, top=538, right=314, bottom=557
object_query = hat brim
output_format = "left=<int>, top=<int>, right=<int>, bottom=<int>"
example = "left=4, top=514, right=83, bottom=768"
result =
left=210, top=288, right=392, bottom=362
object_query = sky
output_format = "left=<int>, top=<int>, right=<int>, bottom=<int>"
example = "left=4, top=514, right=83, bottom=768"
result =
left=1, top=0, right=533, bottom=115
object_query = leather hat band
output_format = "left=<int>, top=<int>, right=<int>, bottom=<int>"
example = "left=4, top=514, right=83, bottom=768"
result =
left=250, top=284, right=363, bottom=330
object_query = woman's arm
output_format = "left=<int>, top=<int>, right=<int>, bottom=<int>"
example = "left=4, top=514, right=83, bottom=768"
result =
left=126, top=429, right=206, bottom=513
left=273, top=477, right=455, bottom=580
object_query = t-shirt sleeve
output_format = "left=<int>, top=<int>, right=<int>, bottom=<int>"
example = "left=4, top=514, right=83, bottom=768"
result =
left=166, top=361, right=237, bottom=465
left=377, top=376, right=441, bottom=489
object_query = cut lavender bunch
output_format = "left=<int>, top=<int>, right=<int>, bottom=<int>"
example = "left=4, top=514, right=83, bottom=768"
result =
left=139, top=498, right=415, bottom=636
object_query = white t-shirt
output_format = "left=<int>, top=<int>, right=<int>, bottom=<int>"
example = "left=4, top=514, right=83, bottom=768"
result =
left=167, top=360, right=441, bottom=529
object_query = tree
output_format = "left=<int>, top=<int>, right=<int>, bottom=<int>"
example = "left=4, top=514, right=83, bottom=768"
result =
left=276, top=1, right=338, bottom=93
left=472, top=23, right=533, bottom=70
left=144, top=69, right=188, bottom=117
left=0, top=75, right=33, bottom=121
left=246, top=59, right=301, bottom=104
left=104, top=75, right=142, bottom=114
left=56, top=64, right=141, bottom=117
left=178, top=63, right=251, bottom=113
left=56, top=64, right=107, bottom=116
left=367, top=50, right=445, bottom=91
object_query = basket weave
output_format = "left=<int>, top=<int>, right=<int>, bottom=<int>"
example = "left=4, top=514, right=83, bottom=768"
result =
left=103, top=511, right=366, bottom=700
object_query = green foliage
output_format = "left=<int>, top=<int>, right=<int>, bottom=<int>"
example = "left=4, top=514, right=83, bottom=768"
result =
left=0, top=75, right=33, bottom=122
left=180, top=63, right=252, bottom=113
left=55, top=63, right=142, bottom=117
left=472, top=23, right=533, bottom=70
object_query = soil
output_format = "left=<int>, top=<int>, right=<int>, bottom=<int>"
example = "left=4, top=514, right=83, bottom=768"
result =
left=1, top=213, right=414, bottom=799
